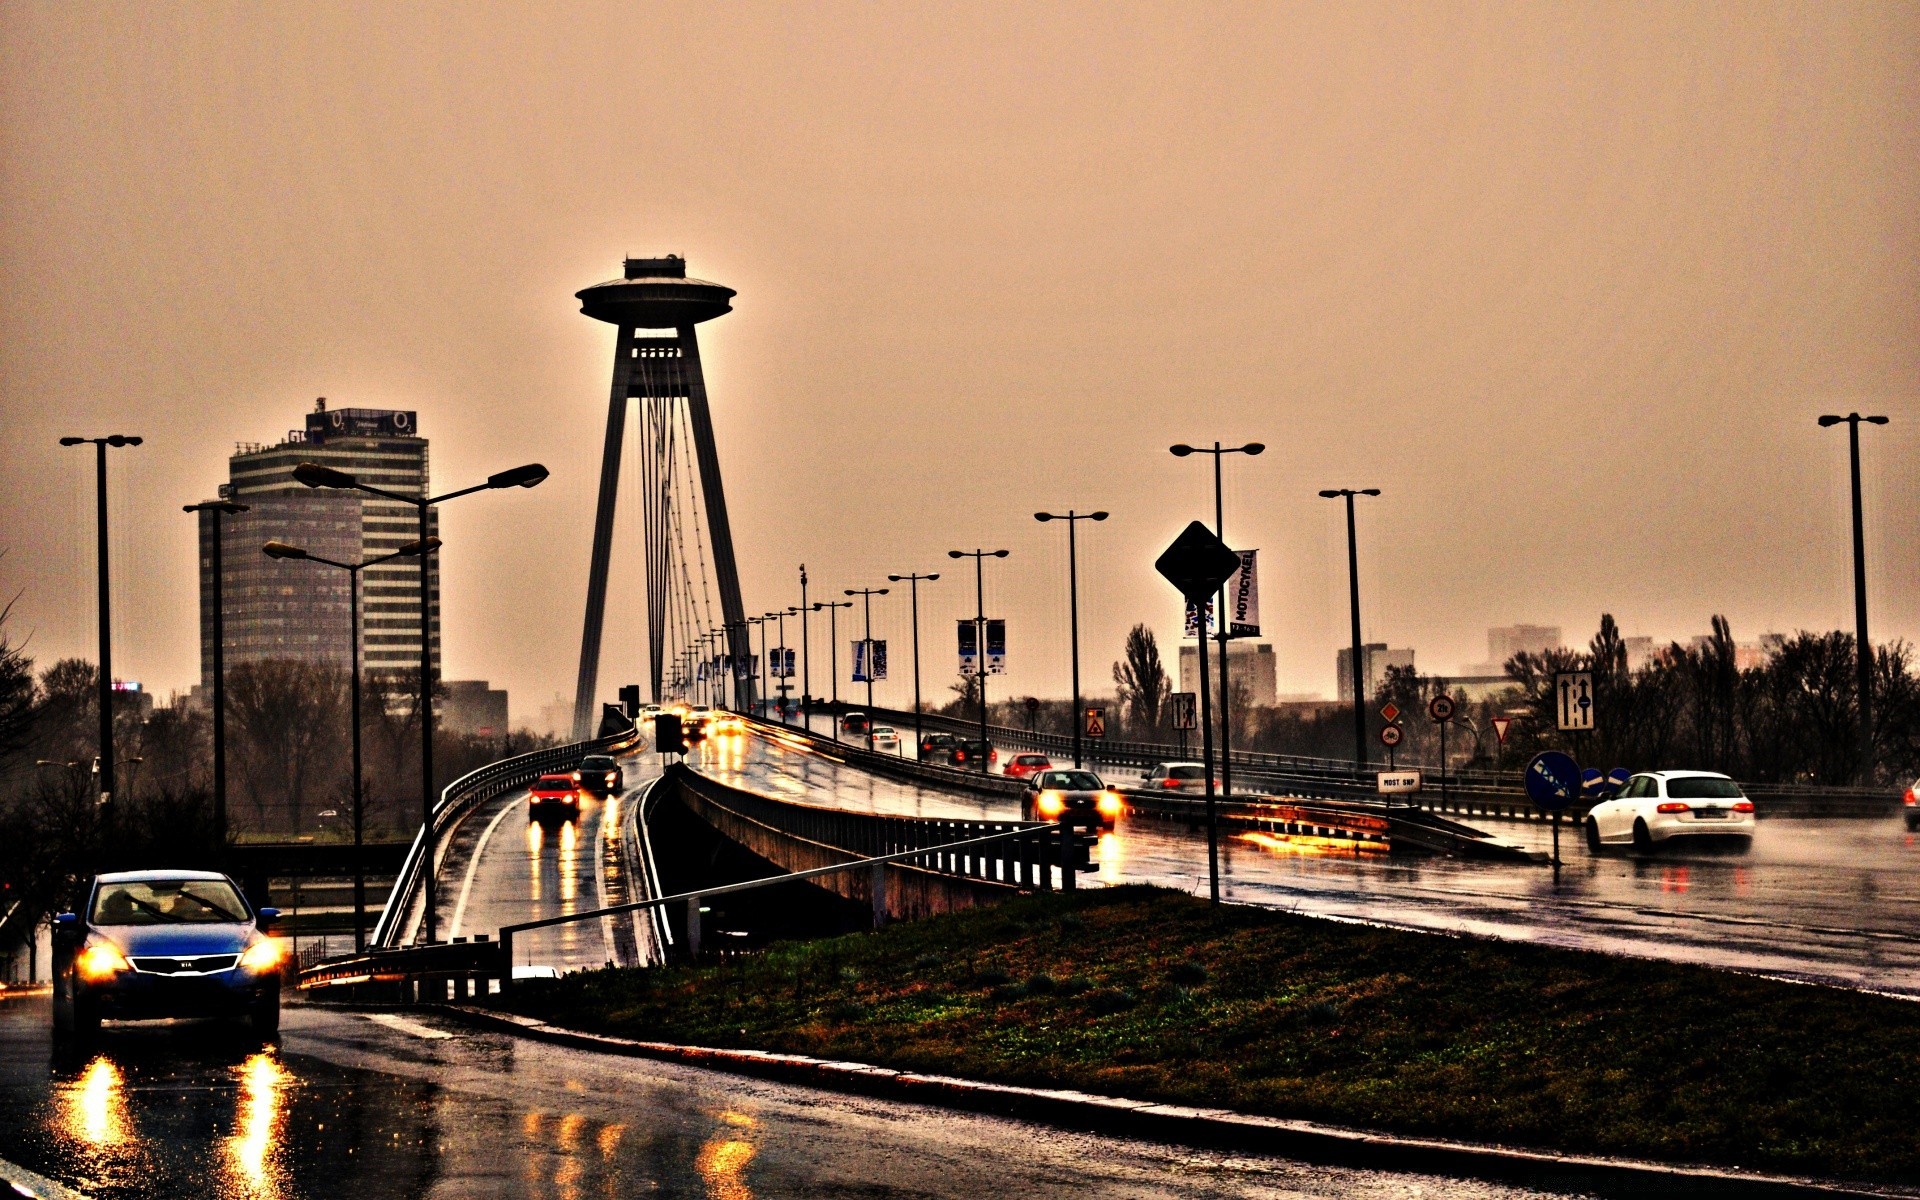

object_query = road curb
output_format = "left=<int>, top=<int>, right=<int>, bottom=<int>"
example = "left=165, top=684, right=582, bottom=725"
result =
left=428, top=1003, right=1903, bottom=1199
left=0, top=1154, right=93, bottom=1200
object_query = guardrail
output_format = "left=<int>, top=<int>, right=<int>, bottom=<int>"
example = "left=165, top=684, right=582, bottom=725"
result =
left=368, top=714, right=643, bottom=949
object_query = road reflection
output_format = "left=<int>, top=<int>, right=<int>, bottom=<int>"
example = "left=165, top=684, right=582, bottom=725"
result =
left=64, top=1056, right=132, bottom=1148
left=224, top=1051, right=287, bottom=1198
left=695, top=1109, right=758, bottom=1200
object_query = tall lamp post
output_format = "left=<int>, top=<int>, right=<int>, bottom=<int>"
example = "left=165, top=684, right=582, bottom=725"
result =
left=293, top=459, right=546, bottom=944
left=1034, top=511, right=1108, bottom=767
left=59, top=434, right=143, bottom=810
left=886, top=571, right=940, bottom=759
left=814, top=600, right=852, bottom=740
left=947, top=549, right=1009, bottom=773
left=798, top=566, right=812, bottom=734
left=845, top=587, right=890, bottom=751
left=1169, top=443, right=1263, bottom=801
left=749, top=615, right=772, bottom=717
left=183, top=499, right=250, bottom=848
left=1319, top=487, right=1381, bottom=775
left=1818, top=412, right=1889, bottom=781
left=263, top=535, right=439, bottom=951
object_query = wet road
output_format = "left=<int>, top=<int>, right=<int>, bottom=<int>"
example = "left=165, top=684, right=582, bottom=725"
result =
left=0, top=998, right=1597, bottom=1199
left=701, top=721, right=1920, bottom=998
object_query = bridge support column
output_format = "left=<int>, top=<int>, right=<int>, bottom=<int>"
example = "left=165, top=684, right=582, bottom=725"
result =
left=686, top=894, right=702, bottom=960
left=870, top=862, right=888, bottom=929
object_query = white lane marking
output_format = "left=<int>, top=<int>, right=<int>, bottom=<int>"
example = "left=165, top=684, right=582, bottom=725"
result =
left=363, top=1011, right=452, bottom=1040
left=449, top=791, right=528, bottom=937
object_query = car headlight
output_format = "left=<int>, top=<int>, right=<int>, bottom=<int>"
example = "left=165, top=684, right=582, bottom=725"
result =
left=240, top=939, right=285, bottom=973
left=1036, top=790, right=1066, bottom=818
left=77, top=942, right=131, bottom=981
left=1097, top=791, right=1123, bottom=818
left=571, top=771, right=582, bottom=782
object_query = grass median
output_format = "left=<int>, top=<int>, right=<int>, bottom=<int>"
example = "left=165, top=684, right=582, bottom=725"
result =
left=495, top=885, right=1920, bottom=1184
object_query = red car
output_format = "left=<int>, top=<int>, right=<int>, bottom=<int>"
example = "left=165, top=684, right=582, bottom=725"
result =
left=1003, top=753, right=1053, bottom=780
left=529, top=774, right=580, bottom=820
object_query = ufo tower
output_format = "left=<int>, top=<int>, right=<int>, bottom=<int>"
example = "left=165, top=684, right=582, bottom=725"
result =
left=570, top=256, right=746, bottom=738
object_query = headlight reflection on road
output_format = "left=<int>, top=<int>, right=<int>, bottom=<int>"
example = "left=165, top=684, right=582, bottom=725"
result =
left=224, top=1051, right=288, bottom=1198
left=695, top=1110, right=758, bottom=1200
left=1096, top=831, right=1124, bottom=884
left=558, top=819, right=578, bottom=905
left=66, top=1056, right=130, bottom=1147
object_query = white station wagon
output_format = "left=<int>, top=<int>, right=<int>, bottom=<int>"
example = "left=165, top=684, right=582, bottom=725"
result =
left=1584, top=770, right=1754, bottom=854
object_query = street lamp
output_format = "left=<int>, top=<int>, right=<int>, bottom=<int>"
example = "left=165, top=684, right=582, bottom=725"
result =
left=845, top=587, right=890, bottom=751
left=1169, top=442, right=1262, bottom=801
left=798, top=566, right=812, bottom=734
left=886, top=571, right=940, bottom=759
left=1034, top=511, right=1108, bottom=768
left=294, top=458, right=546, bottom=943
left=59, top=434, right=143, bottom=809
left=748, top=615, right=772, bottom=717
left=1319, top=487, right=1382, bottom=775
left=947, top=549, right=1010, bottom=772
left=264, top=535, right=439, bottom=951
left=183, top=499, right=250, bottom=848
left=813, top=600, right=852, bottom=741
left=1817, top=412, right=1890, bottom=781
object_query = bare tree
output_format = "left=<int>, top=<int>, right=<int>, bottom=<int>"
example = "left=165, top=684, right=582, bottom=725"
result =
left=1112, top=624, right=1171, bottom=736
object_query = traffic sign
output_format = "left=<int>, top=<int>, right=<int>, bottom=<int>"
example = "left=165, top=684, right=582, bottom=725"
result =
left=1427, top=694, right=1456, bottom=723
left=1379, top=724, right=1403, bottom=747
left=1555, top=671, right=1595, bottom=732
left=1084, top=707, right=1106, bottom=739
left=1524, top=750, right=1581, bottom=810
left=1154, top=521, right=1243, bottom=603
left=1377, top=770, right=1421, bottom=794
left=1490, top=716, right=1512, bottom=744
left=1607, top=767, right=1631, bottom=793
left=1379, top=702, right=1401, bottom=723
left=1170, top=692, right=1197, bottom=730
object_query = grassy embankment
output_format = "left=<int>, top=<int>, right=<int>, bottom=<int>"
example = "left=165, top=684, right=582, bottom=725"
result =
left=498, top=885, right=1920, bottom=1184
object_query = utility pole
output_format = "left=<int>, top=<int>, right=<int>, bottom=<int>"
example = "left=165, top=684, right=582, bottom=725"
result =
left=1035, top=511, right=1108, bottom=767
left=947, top=549, right=1009, bottom=772
left=183, top=499, right=249, bottom=848
left=1320, top=487, right=1381, bottom=776
left=887, top=571, right=940, bottom=758
left=60, top=434, right=143, bottom=811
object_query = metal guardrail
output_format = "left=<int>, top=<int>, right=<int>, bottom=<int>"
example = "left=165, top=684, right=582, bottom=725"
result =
left=369, top=715, right=642, bottom=948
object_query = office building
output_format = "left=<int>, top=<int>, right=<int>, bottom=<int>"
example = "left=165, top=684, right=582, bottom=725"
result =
left=1178, top=642, right=1278, bottom=707
left=443, top=680, right=509, bottom=738
left=1462, top=624, right=1563, bottom=676
left=1336, top=643, right=1414, bottom=702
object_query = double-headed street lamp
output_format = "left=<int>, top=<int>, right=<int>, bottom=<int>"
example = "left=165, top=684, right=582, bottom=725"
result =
left=1035, top=511, right=1107, bottom=768
left=264, top=535, right=440, bottom=951
left=182, top=499, right=250, bottom=847
left=59, top=434, right=143, bottom=810
left=886, top=571, right=940, bottom=758
left=947, top=549, right=1009, bottom=773
left=749, top=615, right=773, bottom=716
left=293, top=459, right=546, bottom=944
left=1818, top=412, right=1890, bottom=782
left=813, top=600, right=852, bottom=740
left=798, top=566, right=812, bottom=733
left=1170, top=443, right=1262, bottom=800
left=845, top=587, right=890, bottom=751
left=1319, top=487, right=1381, bottom=774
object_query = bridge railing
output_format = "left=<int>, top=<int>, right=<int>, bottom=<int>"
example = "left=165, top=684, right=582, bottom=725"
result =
left=369, top=714, right=643, bottom=949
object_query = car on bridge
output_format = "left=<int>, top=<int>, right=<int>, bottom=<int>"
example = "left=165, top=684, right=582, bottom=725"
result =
left=1003, top=753, right=1053, bottom=779
left=1905, top=778, right=1919, bottom=831
left=574, top=754, right=624, bottom=795
left=1143, top=762, right=1208, bottom=792
left=529, top=774, right=581, bottom=819
left=51, top=869, right=283, bottom=1038
left=1020, top=769, right=1123, bottom=829
left=710, top=712, right=746, bottom=737
left=1583, top=770, right=1754, bottom=853
left=842, top=711, right=871, bottom=736
left=870, top=725, right=901, bottom=753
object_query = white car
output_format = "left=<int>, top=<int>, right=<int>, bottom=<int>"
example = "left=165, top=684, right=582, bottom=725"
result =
left=1584, top=770, right=1754, bottom=853
left=1142, top=762, right=1208, bottom=792
left=870, top=725, right=901, bottom=753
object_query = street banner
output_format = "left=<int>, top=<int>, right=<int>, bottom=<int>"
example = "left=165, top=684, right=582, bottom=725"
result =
left=852, top=640, right=870, bottom=683
left=957, top=620, right=980, bottom=676
left=870, top=639, right=888, bottom=681
left=771, top=647, right=795, bottom=678
left=731, top=654, right=750, bottom=681
left=1183, top=599, right=1216, bottom=639
left=1171, top=691, right=1197, bottom=730
left=696, top=660, right=708, bottom=681
left=985, top=619, right=1006, bottom=674
left=1228, top=549, right=1259, bottom=637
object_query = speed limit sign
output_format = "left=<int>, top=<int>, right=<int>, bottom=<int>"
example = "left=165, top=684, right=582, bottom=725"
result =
left=1379, top=724, right=1403, bottom=747
left=1428, top=695, right=1456, bottom=723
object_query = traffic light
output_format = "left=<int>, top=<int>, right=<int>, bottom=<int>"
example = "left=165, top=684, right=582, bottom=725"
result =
left=654, top=713, right=685, bottom=756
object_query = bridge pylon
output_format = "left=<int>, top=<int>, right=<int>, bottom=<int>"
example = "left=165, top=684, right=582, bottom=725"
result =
left=570, top=256, right=746, bottom=739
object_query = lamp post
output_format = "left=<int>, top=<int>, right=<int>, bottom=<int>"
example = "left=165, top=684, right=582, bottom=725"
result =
left=1169, top=443, right=1262, bottom=801
left=263, top=535, right=439, bottom=951
left=845, top=587, right=890, bottom=751
left=59, top=435, right=143, bottom=810
left=748, top=616, right=771, bottom=717
left=293, top=458, right=546, bottom=944
left=779, top=607, right=804, bottom=721
left=1318, top=487, right=1382, bottom=775
left=946, top=549, right=1009, bottom=773
left=798, top=566, right=812, bottom=734
left=1817, top=412, right=1889, bottom=782
left=1034, top=511, right=1108, bottom=767
left=814, top=600, right=852, bottom=740
left=183, top=499, right=250, bottom=848
left=886, top=571, right=940, bottom=759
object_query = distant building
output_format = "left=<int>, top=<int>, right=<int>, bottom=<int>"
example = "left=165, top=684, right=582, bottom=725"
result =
left=1179, top=642, right=1278, bottom=707
left=197, top=398, right=439, bottom=688
left=443, top=680, right=509, bottom=737
left=1336, top=643, right=1414, bottom=702
left=1623, top=636, right=1657, bottom=672
left=1462, top=624, right=1562, bottom=676
left=533, top=694, right=574, bottom=740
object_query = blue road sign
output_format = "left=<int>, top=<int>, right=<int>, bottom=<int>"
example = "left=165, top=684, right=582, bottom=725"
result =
left=1581, top=768, right=1604, bottom=795
left=1524, top=750, right=1581, bottom=811
left=1607, top=767, right=1631, bottom=792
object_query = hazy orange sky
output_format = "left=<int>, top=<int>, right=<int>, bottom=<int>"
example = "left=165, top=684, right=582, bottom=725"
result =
left=2, top=3, right=1916, bottom=721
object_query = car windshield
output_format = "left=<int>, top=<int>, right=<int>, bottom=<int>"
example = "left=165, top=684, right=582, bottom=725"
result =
left=581, top=757, right=615, bottom=769
left=1666, top=777, right=1744, bottom=800
left=1043, top=772, right=1103, bottom=790
left=92, top=879, right=247, bottom=926
left=1019, top=756, right=1048, bottom=765
left=1170, top=765, right=1205, bottom=779
left=535, top=776, right=573, bottom=789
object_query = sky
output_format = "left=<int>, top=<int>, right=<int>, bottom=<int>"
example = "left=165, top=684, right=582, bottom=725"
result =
left=1, top=2, right=1916, bottom=726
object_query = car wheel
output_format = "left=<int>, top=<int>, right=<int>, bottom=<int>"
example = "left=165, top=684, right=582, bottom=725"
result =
left=1732, top=835, right=1754, bottom=856
left=1632, top=819, right=1654, bottom=854
left=249, top=994, right=281, bottom=1039
left=1585, top=819, right=1603, bottom=854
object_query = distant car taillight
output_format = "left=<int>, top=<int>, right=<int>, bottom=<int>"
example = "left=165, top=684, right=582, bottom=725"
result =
left=1906, top=787, right=1917, bottom=807
left=1733, top=801, right=1755, bottom=813
left=1656, top=802, right=1689, bottom=813
left=1161, top=778, right=1181, bottom=789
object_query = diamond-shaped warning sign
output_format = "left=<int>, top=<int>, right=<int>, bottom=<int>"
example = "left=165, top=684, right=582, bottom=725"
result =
left=1154, top=522, right=1242, bottom=603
